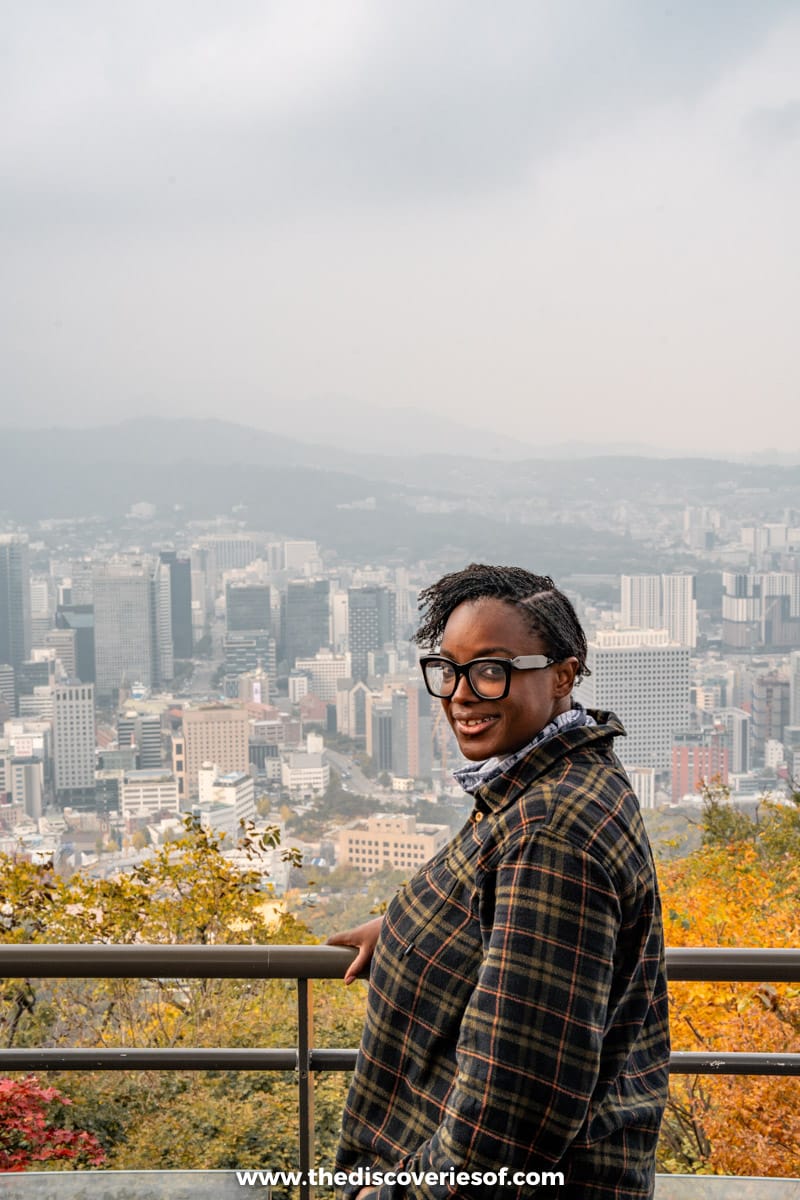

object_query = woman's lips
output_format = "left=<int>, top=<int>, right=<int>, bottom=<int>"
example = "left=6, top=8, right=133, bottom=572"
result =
left=453, top=715, right=499, bottom=737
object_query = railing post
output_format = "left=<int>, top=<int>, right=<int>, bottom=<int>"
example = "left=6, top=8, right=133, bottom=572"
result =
left=298, top=977, right=315, bottom=1200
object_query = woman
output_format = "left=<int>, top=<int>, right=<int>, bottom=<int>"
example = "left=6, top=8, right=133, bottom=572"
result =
left=329, top=564, right=669, bottom=1199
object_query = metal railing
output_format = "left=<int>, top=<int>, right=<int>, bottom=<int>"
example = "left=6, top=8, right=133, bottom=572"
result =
left=1, top=944, right=799, bottom=1197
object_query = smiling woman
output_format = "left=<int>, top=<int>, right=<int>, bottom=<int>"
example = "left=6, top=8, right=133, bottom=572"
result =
left=328, top=563, right=670, bottom=1200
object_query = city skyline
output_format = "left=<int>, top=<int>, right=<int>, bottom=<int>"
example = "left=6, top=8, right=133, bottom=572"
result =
left=2, top=1, right=799, bottom=454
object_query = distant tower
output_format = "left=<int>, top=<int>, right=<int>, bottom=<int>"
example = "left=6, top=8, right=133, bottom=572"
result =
left=159, top=551, right=193, bottom=659
left=661, top=575, right=697, bottom=649
left=620, top=576, right=662, bottom=631
left=225, top=582, right=272, bottom=635
left=53, top=682, right=96, bottom=807
left=0, top=535, right=32, bottom=675
left=93, top=558, right=174, bottom=696
left=348, top=586, right=396, bottom=682
left=577, top=629, right=690, bottom=772
left=620, top=574, right=696, bottom=648
left=55, top=604, right=95, bottom=683
left=283, top=579, right=331, bottom=667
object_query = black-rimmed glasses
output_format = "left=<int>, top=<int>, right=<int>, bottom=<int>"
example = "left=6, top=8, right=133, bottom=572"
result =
left=419, top=654, right=555, bottom=700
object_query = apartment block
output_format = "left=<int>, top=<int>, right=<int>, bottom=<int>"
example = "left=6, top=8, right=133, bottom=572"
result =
left=335, top=813, right=449, bottom=876
left=179, top=705, right=250, bottom=798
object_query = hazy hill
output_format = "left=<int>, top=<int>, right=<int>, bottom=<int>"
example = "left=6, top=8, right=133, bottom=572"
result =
left=1, top=418, right=797, bottom=568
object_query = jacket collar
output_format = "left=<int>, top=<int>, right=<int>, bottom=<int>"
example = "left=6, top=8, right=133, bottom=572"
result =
left=473, top=709, right=626, bottom=814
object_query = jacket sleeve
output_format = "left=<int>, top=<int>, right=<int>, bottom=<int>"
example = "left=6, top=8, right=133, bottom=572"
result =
left=374, top=827, right=622, bottom=1200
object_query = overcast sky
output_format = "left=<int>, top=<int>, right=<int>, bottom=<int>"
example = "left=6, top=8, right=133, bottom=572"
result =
left=2, top=1, right=798, bottom=454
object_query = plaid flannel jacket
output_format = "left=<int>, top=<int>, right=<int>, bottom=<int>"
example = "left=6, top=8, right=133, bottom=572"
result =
left=335, top=712, right=670, bottom=1200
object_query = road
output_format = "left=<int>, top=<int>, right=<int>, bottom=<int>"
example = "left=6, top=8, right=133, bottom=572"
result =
left=325, top=747, right=375, bottom=797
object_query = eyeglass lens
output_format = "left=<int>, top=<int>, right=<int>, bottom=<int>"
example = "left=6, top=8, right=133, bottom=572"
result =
left=424, top=659, right=509, bottom=699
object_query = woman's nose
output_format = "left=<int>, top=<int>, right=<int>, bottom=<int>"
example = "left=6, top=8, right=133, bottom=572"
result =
left=451, top=670, right=477, bottom=701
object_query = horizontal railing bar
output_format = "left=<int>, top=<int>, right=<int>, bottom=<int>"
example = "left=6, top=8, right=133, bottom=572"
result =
left=0, top=943, right=355, bottom=979
left=669, top=1052, right=800, bottom=1075
left=0, top=1048, right=298, bottom=1071
left=311, top=1048, right=358, bottom=1069
left=665, top=948, right=800, bottom=981
left=1, top=944, right=799, bottom=981
left=1, top=1047, right=797, bottom=1077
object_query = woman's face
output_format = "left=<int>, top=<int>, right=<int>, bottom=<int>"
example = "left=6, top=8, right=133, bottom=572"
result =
left=438, top=597, right=578, bottom=761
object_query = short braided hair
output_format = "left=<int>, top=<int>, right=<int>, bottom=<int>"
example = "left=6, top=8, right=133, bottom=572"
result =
left=414, top=562, right=591, bottom=679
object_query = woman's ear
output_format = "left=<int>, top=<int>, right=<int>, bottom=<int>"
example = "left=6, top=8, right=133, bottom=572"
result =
left=553, top=657, right=579, bottom=698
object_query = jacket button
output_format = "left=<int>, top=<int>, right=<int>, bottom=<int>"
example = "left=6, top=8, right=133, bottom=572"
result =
left=473, top=811, right=484, bottom=823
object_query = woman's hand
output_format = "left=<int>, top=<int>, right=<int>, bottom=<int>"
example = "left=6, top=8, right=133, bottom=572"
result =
left=326, top=915, right=384, bottom=985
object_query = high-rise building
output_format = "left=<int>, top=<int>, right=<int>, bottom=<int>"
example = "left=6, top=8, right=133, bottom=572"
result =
left=661, top=575, right=697, bottom=649
left=93, top=559, right=174, bottom=695
left=225, top=582, right=272, bottom=635
left=790, top=651, right=800, bottom=726
left=722, top=572, right=800, bottom=650
left=16, top=658, right=56, bottom=710
left=179, top=705, right=250, bottom=797
left=38, top=629, right=77, bottom=680
left=29, top=576, right=52, bottom=645
left=335, top=679, right=370, bottom=742
left=0, top=664, right=15, bottom=713
left=196, top=534, right=260, bottom=584
left=348, top=586, right=396, bottom=682
left=713, top=708, right=751, bottom=775
left=577, top=629, right=691, bottom=772
left=369, top=702, right=393, bottom=773
left=10, top=757, right=45, bottom=820
left=387, top=684, right=433, bottom=781
left=751, top=672, right=791, bottom=765
left=620, top=574, right=697, bottom=648
left=406, top=682, right=433, bottom=781
left=159, top=551, right=193, bottom=659
left=391, top=690, right=410, bottom=779
left=0, top=535, right=32, bottom=675
left=53, top=682, right=96, bottom=805
left=152, top=558, right=174, bottom=685
left=117, top=711, right=163, bottom=769
left=55, top=605, right=95, bottom=683
left=284, top=580, right=331, bottom=667
left=223, top=633, right=276, bottom=697
left=620, top=576, right=662, bottom=631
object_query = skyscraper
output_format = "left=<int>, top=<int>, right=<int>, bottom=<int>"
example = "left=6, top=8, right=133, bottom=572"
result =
left=178, top=705, right=250, bottom=797
left=661, top=575, right=697, bottom=649
left=620, top=576, right=662, bottom=631
left=159, top=551, right=193, bottom=659
left=0, top=535, right=32, bottom=675
left=577, top=629, right=690, bottom=772
left=94, top=559, right=174, bottom=696
left=620, top=574, right=697, bottom=648
left=722, top=572, right=800, bottom=651
left=348, top=586, right=396, bottom=682
left=225, top=582, right=272, bottom=635
left=117, top=711, right=163, bottom=770
left=283, top=579, right=331, bottom=667
left=53, top=682, right=96, bottom=806
left=751, top=672, right=790, bottom=765
left=55, top=604, right=95, bottom=683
